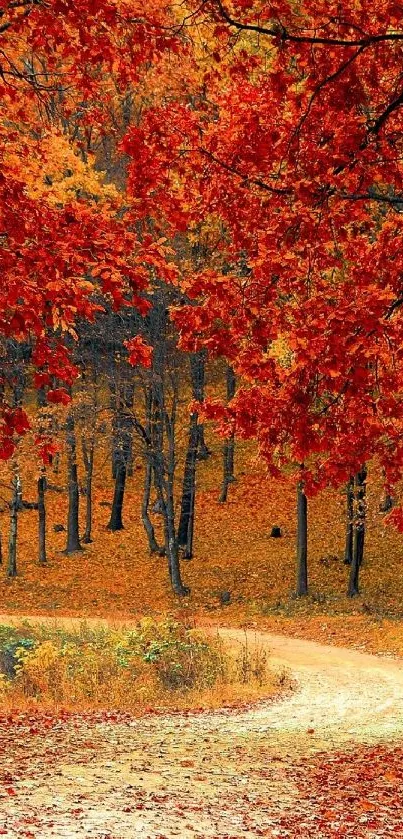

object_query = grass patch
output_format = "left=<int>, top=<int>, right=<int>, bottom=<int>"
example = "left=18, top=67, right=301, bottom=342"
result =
left=0, top=619, right=284, bottom=712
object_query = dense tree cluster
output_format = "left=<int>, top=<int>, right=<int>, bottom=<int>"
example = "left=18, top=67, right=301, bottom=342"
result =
left=1, top=0, right=402, bottom=599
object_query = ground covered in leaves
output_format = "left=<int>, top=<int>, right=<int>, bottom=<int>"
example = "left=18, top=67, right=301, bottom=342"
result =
left=0, top=628, right=402, bottom=838
left=1, top=437, right=403, bottom=658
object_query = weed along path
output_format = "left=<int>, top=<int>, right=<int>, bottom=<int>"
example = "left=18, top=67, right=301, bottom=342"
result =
left=1, top=622, right=403, bottom=838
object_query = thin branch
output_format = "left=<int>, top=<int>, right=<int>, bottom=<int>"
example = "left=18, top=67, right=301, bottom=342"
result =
left=291, top=45, right=365, bottom=141
left=212, top=0, right=403, bottom=48
left=385, top=296, right=403, bottom=319
left=341, top=190, right=403, bottom=206
left=199, top=147, right=290, bottom=195
left=371, top=88, right=403, bottom=134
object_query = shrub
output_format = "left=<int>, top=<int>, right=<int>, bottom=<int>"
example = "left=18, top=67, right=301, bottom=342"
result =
left=0, top=619, right=232, bottom=709
left=128, top=618, right=227, bottom=690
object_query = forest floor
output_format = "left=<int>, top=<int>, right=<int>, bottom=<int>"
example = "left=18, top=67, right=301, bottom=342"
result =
left=2, top=453, right=403, bottom=658
left=1, top=624, right=403, bottom=838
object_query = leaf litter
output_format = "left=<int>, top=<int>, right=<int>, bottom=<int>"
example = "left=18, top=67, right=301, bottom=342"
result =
left=0, top=628, right=402, bottom=837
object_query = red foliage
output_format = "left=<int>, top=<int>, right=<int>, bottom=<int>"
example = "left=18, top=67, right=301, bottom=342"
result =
left=125, top=336, right=153, bottom=368
left=124, top=0, right=403, bottom=508
left=0, top=0, right=179, bottom=454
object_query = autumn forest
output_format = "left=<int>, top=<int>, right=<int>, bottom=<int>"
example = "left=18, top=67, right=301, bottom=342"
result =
left=1, top=0, right=403, bottom=837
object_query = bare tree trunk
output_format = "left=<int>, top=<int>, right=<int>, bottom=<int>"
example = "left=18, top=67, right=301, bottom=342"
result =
left=15, top=472, right=23, bottom=511
left=344, top=477, right=354, bottom=565
left=151, top=303, right=189, bottom=596
left=38, top=472, right=47, bottom=564
left=163, top=391, right=189, bottom=595
left=7, top=476, right=18, bottom=577
left=51, top=416, right=61, bottom=475
left=219, top=365, right=236, bottom=503
left=107, top=408, right=131, bottom=532
left=65, top=413, right=82, bottom=554
left=348, top=466, right=367, bottom=597
left=107, top=460, right=126, bottom=531
left=82, top=437, right=95, bottom=543
left=110, top=381, right=134, bottom=479
left=142, top=458, right=163, bottom=553
left=178, top=398, right=199, bottom=559
left=191, top=352, right=210, bottom=461
left=108, top=383, right=132, bottom=532
left=138, top=389, right=163, bottom=554
left=160, top=460, right=189, bottom=596
left=296, top=478, right=308, bottom=597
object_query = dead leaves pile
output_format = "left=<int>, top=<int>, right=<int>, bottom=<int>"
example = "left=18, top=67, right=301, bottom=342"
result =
left=0, top=709, right=402, bottom=838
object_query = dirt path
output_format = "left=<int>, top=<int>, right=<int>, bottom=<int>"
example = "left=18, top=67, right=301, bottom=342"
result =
left=0, top=620, right=403, bottom=838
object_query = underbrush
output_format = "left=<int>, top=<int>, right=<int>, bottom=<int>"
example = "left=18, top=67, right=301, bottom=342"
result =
left=0, top=619, right=284, bottom=712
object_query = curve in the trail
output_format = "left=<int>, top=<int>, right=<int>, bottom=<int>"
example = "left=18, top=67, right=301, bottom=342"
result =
left=1, top=621, right=403, bottom=838
left=212, top=628, right=403, bottom=747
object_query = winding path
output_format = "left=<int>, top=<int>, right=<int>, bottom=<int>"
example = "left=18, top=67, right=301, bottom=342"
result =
left=1, top=624, right=403, bottom=838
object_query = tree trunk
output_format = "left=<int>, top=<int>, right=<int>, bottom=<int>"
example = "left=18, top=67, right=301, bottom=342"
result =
left=7, top=477, right=18, bottom=578
left=219, top=365, right=236, bottom=503
left=111, top=381, right=134, bottom=479
left=149, top=298, right=189, bottom=595
left=38, top=473, right=47, bottom=565
left=108, top=390, right=132, bottom=532
left=190, top=352, right=210, bottom=461
left=81, top=437, right=95, bottom=543
left=142, top=458, right=163, bottom=554
left=296, top=479, right=308, bottom=596
left=107, top=461, right=126, bottom=531
left=65, top=413, right=82, bottom=553
left=344, top=477, right=354, bottom=565
left=51, top=416, right=61, bottom=475
left=177, top=409, right=198, bottom=559
left=164, top=372, right=189, bottom=596
left=178, top=352, right=214, bottom=557
left=347, top=466, right=367, bottom=597
left=165, top=474, right=189, bottom=596
left=139, top=388, right=163, bottom=554
left=15, top=473, right=23, bottom=512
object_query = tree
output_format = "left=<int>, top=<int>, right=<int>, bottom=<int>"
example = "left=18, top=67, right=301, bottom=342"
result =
left=124, top=0, right=403, bottom=534
left=0, top=0, right=180, bottom=457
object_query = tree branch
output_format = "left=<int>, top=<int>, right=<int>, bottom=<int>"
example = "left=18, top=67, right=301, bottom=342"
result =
left=371, top=89, right=403, bottom=134
left=199, top=148, right=290, bottom=195
left=212, top=0, right=403, bottom=48
left=341, top=190, right=403, bottom=207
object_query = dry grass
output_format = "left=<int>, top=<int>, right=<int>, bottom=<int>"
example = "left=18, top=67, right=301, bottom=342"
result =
left=0, top=619, right=285, bottom=713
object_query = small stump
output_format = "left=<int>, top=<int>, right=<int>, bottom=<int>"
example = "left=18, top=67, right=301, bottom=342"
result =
left=270, top=526, right=282, bottom=538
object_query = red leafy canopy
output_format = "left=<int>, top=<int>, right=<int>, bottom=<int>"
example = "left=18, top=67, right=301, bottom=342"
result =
left=0, top=0, right=179, bottom=455
left=124, top=0, right=403, bottom=509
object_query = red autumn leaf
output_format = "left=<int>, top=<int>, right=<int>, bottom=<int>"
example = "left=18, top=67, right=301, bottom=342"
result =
left=125, top=336, right=153, bottom=368
left=46, top=388, right=71, bottom=405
